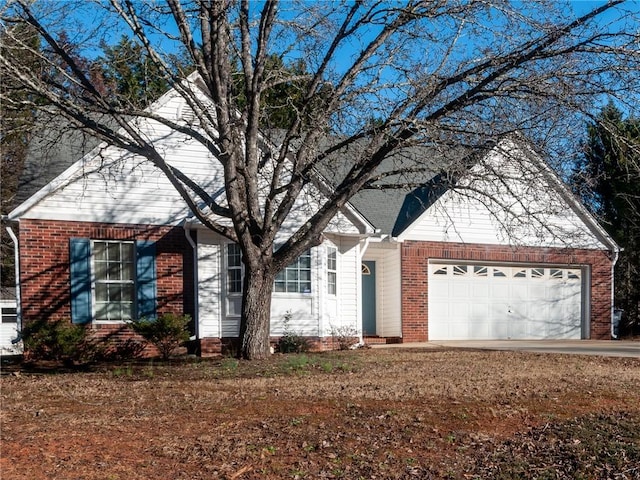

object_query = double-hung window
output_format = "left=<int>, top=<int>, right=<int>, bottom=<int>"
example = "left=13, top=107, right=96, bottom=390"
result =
left=274, top=250, right=312, bottom=293
left=93, top=241, right=135, bottom=321
left=327, top=247, right=337, bottom=295
left=226, top=245, right=312, bottom=294
left=69, top=238, right=157, bottom=324
left=226, top=243, right=243, bottom=294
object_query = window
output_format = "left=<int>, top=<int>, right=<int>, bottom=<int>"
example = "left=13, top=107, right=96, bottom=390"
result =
left=327, top=247, right=337, bottom=295
left=227, top=243, right=243, bottom=293
left=93, top=241, right=135, bottom=321
left=70, top=238, right=156, bottom=324
left=473, top=266, right=488, bottom=277
left=492, top=268, right=507, bottom=277
left=433, top=266, right=448, bottom=275
left=531, top=268, right=544, bottom=279
left=1, top=307, right=17, bottom=324
left=275, top=250, right=312, bottom=293
left=453, top=265, right=467, bottom=276
left=226, top=245, right=313, bottom=294
left=550, top=268, right=563, bottom=279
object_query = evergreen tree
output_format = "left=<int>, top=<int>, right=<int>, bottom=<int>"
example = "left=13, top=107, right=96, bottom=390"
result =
left=1, top=24, right=41, bottom=286
left=97, top=36, right=174, bottom=109
left=573, top=104, right=640, bottom=335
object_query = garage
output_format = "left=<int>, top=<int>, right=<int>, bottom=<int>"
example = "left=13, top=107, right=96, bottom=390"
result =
left=428, top=262, right=585, bottom=340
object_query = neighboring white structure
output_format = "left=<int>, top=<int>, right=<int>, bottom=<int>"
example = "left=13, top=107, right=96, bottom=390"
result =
left=1, top=287, right=21, bottom=355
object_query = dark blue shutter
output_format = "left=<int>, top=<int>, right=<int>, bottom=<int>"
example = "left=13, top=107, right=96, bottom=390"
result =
left=69, top=238, right=92, bottom=324
left=136, top=241, right=157, bottom=320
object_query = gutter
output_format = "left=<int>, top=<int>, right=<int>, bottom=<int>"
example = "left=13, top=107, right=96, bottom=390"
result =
left=5, top=222, right=22, bottom=344
left=610, top=247, right=620, bottom=339
left=183, top=219, right=199, bottom=341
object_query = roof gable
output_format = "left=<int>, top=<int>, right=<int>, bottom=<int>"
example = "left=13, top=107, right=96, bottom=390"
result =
left=396, top=137, right=617, bottom=251
left=9, top=83, right=372, bottom=236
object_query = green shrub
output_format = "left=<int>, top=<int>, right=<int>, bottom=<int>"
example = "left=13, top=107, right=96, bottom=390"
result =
left=22, top=318, right=101, bottom=363
left=129, top=313, right=191, bottom=359
left=108, top=338, right=146, bottom=361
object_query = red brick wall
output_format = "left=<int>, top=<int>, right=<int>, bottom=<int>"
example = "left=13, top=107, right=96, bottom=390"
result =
left=400, top=241, right=614, bottom=341
left=18, top=219, right=195, bottom=346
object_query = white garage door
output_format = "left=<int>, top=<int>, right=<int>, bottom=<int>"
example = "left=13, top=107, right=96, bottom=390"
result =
left=428, top=263, right=584, bottom=340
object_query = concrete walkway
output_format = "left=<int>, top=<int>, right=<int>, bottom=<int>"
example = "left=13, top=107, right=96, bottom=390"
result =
left=372, top=339, right=640, bottom=358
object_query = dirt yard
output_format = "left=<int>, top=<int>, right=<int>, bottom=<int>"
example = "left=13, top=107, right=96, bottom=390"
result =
left=1, top=348, right=639, bottom=479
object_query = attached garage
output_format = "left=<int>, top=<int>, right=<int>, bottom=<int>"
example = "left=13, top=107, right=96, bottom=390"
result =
left=428, top=262, right=586, bottom=340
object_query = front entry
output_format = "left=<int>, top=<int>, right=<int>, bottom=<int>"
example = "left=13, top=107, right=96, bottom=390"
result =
left=362, top=261, right=376, bottom=335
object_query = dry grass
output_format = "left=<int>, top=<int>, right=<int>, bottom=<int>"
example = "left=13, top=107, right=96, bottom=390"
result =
left=1, top=349, right=639, bottom=479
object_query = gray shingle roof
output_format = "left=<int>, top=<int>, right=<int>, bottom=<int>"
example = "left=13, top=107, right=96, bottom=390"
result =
left=15, top=112, right=105, bottom=206
left=16, top=114, right=474, bottom=237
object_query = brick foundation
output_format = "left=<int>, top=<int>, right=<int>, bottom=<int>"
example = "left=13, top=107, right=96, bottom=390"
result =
left=401, top=241, right=614, bottom=342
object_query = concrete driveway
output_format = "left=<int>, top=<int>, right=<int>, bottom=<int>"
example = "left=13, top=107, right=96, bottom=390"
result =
left=374, top=340, right=640, bottom=358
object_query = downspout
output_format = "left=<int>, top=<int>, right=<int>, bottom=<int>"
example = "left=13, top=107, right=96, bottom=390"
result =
left=183, top=220, right=199, bottom=341
left=610, top=247, right=620, bottom=339
left=6, top=225, right=22, bottom=344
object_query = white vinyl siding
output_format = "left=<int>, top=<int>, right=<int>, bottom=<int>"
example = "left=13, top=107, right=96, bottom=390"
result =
left=0, top=299, right=20, bottom=355
left=19, top=93, right=224, bottom=226
left=398, top=140, right=607, bottom=249
left=196, top=232, right=222, bottom=339
left=362, top=243, right=402, bottom=337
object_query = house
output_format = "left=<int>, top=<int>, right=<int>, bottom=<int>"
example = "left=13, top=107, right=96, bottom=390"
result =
left=6, top=88, right=619, bottom=355
left=0, top=286, right=21, bottom=355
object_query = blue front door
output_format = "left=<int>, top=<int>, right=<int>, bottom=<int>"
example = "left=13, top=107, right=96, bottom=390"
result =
left=362, top=261, right=376, bottom=335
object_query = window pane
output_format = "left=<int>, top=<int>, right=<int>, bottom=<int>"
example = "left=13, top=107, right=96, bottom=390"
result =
left=122, top=243, right=134, bottom=262
left=328, top=272, right=337, bottom=295
left=122, top=285, right=134, bottom=302
left=121, top=261, right=134, bottom=282
left=109, top=285, right=122, bottom=303
left=107, top=243, right=121, bottom=262
left=107, top=302, right=120, bottom=320
left=121, top=304, right=133, bottom=321
left=95, top=283, right=108, bottom=302
left=95, top=260, right=107, bottom=281
left=95, top=303, right=108, bottom=321
left=107, top=262, right=120, bottom=281
left=94, top=242, right=107, bottom=262
left=299, top=254, right=311, bottom=269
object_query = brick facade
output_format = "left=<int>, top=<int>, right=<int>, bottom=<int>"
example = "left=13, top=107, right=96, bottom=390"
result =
left=18, top=219, right=196, bottom=349
left=401, top=241, right=614, bottom=342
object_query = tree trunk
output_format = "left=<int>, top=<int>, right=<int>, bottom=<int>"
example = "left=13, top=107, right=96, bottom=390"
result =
left=239, top=266, right=276, bottom=360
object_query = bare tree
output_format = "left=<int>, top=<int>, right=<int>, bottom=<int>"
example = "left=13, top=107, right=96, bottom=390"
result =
left=1, top=0, right=639, bottom=358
